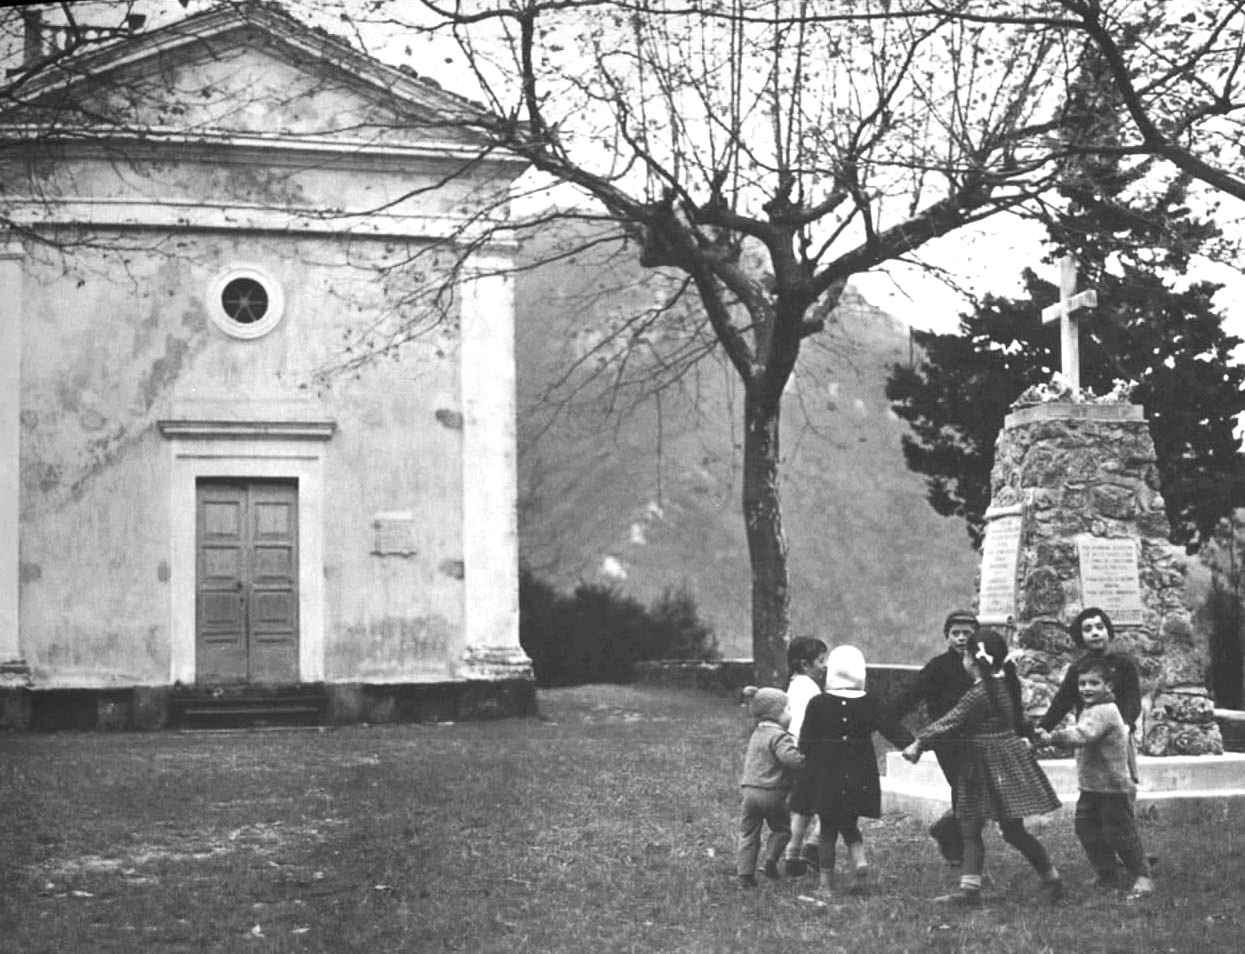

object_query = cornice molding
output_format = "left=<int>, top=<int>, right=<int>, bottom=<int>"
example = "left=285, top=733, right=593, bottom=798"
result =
left=157, top=419, right=337, bottom=441
left=0, top=125, right=528, bottom=176
left=3, top=197, right=492, bottom=242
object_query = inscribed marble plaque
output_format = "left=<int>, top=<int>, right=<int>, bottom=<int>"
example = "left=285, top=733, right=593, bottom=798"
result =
left=372, top=511, right=418, bottom=556
left=1076, top=536, right=1144, bottom=625
left=977, top=508, right=1023, bottom=624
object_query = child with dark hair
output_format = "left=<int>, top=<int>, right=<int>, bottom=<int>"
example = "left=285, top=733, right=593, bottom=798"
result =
left=1038, top=607, right=1142, bottom=783
left=1036, top=659, right=1155, bottom=898
left=887, top=609, right=977, bottom=865
left=799, top=645, right=913, bottom=896
left=902, top=630, right=1063, bottom=906
left=781, top=635, right=828, bottom=876
left=736, top=686, right=804, bottom=888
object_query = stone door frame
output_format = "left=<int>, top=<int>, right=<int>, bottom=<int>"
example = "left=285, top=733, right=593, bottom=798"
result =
left=161, top=422, right=333, bottom=685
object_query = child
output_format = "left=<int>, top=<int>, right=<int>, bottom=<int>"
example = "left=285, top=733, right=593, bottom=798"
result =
left=781, top=636, right=829, bottom=876
left=1038, top=607, right=1142, bottom=783
left=737, top=685, right=804, bottom=888
left=799, top=645, right=913, bottom=895
left=902, top=630, right=1064, bottom=906
left=887, top=609, right=977, bottom=865
left=1036, top=659, right=1155, bottom=898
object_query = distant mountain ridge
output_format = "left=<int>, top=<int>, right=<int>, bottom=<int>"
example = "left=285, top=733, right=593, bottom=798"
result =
left=514, top=226, right=981, bottom=664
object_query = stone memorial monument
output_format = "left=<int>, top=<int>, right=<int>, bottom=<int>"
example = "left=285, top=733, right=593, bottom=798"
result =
left=981, top=256, right=1221, bottom=756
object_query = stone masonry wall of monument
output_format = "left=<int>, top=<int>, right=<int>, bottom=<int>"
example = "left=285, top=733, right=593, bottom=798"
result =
left=986, top=402, right=1223, bottom=756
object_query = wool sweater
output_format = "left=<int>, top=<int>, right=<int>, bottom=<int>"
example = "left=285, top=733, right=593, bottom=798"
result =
left=1049, top=697, right=1135, bottom=794
left=1038, top=650, right=1142, bottom=732
left=740, top=720, right=805, bottom=791
left=786, top=673, right=821, bottom=744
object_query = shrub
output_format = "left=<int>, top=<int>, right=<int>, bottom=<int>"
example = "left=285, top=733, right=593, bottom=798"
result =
left=519, top=568, right=719, bottom=687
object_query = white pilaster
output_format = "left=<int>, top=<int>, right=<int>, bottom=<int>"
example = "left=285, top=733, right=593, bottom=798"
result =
left=459, top=250, right=531, bottom=680
left=0, top=236, right=28, bottom=682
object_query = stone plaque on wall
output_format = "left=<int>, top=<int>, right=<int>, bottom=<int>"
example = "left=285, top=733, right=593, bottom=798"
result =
left=372, top=511, right=418, bottom=556
left=977, top=506, right=1024, bottom=624
left=1076, top=535, right=1144, bottom=625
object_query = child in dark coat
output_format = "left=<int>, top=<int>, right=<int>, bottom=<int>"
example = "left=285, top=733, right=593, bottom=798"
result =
left=736, top=686, right=804, bottom=887
left=887, top=609, right=977, bottom=865
left=797, top=645, right=912, bottom=895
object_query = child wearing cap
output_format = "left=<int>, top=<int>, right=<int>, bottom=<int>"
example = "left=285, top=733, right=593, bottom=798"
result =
left=799, top=645, right=913, bottom=896
left=737, top=685, right=804, bottom=887
left=886, top=609, right=977, bottom=865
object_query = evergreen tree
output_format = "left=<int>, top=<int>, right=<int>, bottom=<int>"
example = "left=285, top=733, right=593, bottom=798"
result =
left=886, top=50, right=1245, bottom=551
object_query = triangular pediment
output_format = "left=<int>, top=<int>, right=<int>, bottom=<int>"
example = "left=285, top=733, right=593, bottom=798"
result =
left=4, top=2, right=518, bottom=162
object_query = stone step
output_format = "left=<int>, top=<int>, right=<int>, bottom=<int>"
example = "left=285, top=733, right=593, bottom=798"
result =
left=881, top=751, right=1245, bottom=825
left=169, top=685, right=328, bottom=729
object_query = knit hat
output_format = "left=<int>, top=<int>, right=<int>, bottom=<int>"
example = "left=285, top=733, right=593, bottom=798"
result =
left=943, top=609, right=979, bottom=635
left=742, top=685, right=789, bottom=722
left=825, top=645, right=866, bottom=692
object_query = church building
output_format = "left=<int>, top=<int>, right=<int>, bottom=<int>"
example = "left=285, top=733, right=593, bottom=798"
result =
left=0, top=2, right=535, bottom=728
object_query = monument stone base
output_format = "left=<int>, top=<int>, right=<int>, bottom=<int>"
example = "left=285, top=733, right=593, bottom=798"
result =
left=881, top=750, right=1245, bottom=826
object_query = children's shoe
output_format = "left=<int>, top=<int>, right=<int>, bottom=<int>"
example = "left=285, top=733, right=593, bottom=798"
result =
left=782, top=857, right=808, bottom=877
left=800, top=843, right=820, bottom=872
left=928, top=821, right=962, bottom=866
left=933, top=888, right=981, bottom=907
left=848, top=841, right=869, bottom=878
left=1126, top=876, right=1154, bottom=900
left=737, top=873, right=757, bottom=889
left=762, top=859, right=781, bottom=880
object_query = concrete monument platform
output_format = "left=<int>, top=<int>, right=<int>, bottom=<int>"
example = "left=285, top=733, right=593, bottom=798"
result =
left=881, top=751, right=1245, bottom=825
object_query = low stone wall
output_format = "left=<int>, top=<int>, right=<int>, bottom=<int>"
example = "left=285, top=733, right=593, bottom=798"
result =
left=634, top=660, right=922, bottom=710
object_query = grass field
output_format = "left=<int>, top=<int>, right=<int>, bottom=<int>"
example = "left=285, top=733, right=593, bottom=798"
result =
left=1, top=684, right=1242, bottom=953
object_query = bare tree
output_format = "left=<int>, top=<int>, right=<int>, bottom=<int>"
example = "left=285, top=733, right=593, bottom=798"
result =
left=6, top=0, right=1245, bottom=683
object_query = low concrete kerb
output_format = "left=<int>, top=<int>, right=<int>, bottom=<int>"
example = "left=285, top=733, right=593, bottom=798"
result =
left=881, top=751, right=1245, bottom=827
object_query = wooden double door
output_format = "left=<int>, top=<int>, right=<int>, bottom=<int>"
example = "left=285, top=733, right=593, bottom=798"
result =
left=196, top=479, right=299, bottom=684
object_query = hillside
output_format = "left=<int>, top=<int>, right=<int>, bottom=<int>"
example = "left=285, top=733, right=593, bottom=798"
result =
left=514, top=226, right=981, bottom=664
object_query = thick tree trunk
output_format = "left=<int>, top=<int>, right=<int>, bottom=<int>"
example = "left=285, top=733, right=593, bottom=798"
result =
left=742, top=386, right=789, bottom=686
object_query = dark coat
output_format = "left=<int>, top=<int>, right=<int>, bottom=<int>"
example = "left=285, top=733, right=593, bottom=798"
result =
left=795, top=692, right=912, bottom=821
left=889, top=648, right=974, bottom=723
left=1038, top=650, right=1142, bottom=732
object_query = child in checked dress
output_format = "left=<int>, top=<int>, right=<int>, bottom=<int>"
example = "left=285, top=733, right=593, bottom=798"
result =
left=902, top=630, right=1064, bottom=906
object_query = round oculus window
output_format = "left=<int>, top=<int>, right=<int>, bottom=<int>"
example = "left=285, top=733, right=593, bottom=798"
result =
left=207, top=266, right=285, bottom=339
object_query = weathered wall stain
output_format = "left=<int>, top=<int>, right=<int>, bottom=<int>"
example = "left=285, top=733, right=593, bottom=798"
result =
left=329, top=616, right=456, bottom=679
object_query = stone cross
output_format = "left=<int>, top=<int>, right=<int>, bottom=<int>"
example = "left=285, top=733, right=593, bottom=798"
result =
left=1041, top=254, right=1097, bottom=391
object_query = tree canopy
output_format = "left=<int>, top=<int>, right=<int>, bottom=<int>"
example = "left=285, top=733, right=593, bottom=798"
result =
left=886, top=49, right=1245, bottom=551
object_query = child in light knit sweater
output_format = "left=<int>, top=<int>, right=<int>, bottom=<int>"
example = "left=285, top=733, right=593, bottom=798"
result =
left=736, top=685, right=804, bottom=887
left=782, top=636, right=828, bottom=876
left=1036, top=659, right=1155, bottom=899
